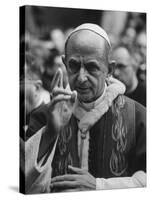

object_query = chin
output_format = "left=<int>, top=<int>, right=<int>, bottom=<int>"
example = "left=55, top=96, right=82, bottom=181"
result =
left=78, top=94, right=93, bottom=103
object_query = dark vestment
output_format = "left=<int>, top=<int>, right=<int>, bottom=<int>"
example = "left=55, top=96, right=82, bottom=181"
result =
left=26, top=95, right=146, bottom=179
left=126, top=81, right=146, bottom=107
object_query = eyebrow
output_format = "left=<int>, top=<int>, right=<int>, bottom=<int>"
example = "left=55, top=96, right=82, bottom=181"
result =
left=68, top=58, right=101, bottom=65
left=84, top=60, right=99, bottom=66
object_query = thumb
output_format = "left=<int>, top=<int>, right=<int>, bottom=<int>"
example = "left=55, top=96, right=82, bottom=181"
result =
left=68, top=165, right=87, bottom=174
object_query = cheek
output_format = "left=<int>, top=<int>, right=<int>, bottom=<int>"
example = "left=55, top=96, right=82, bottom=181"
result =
left=68, top=74, right=76, bottom=90
left=89, top=73, right=106, bottom=91
left=124, top=68, right=132, bottom=78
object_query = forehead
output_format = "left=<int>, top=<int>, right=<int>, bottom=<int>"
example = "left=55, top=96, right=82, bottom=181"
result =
left=112, top=47, right=131, bottom=65
left=66, top=30, right=108, bottom=61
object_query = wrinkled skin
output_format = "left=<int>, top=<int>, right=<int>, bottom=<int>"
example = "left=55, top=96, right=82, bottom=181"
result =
left=63, top=30, right=109, bottom=103
left=50, top=165, right=96, bottom=192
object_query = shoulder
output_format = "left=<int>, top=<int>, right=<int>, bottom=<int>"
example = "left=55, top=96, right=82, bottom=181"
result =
left=124, top=96, right=146, bottom=119
left=123, top=96, right=146, bottom=133
left=114, top=95, right=146, bottom=125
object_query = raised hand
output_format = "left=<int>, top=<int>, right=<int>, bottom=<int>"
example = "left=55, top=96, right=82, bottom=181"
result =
left=37, top=68, right=77, bottom=162
left=47, top=68, right=77, bottom=132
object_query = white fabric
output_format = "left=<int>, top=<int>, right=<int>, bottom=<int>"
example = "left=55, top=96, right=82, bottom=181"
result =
left=78, top=131, right=90, bottom=170
left=74, top=77, right=126, bottom=135
left=67, top=23, right=111, bottom=48
left=74, top=77, right=126, bottom=170
left=96, top=171, right=146, bottom=190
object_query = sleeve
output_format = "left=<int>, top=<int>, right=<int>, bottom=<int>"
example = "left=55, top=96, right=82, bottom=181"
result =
left=96, top=171, right=146, bottom=190
left=21, top=127, right=58, bottom=193
left=25, top=104, right=48, bottom=140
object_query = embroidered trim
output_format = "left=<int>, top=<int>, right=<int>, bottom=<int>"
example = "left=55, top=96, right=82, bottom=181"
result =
left=110, top=95, right=128, bottom=176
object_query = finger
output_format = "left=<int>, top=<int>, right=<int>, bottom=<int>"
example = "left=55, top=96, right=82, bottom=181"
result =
left=50, top=181, right=78, bottom=189
left=68, top=165, right=87, bottom=175
left=70, top=90, right=77, bottom=103
left=58, top=68, right=63, bottom=88
left=51, top=174, right=78, bottom=183
left=65, top=83, right=71, bottom=91
left=52, top=88, right=73, bottom=96
left=51, top=94, right=71, bottom=106
left=51, top=69, right=61, bottom=90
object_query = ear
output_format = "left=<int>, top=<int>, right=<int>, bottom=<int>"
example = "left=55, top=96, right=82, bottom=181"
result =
left=108, top=60, right=116, bottom=76
left=34, top=80, right=42, bottom=91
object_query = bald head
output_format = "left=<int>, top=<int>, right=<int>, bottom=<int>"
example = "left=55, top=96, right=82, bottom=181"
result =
left=111, top=46, right=138, bottom=91
left=65, top=30, right=110, bottom=64
left=112, top=47, right=131, bottom=66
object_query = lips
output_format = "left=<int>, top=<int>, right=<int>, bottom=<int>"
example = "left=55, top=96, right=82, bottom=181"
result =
left=76, top=86, right=90, bottom=93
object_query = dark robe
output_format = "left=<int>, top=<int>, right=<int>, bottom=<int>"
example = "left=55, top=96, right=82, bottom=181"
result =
left=25, top=95, right=146, bottom=180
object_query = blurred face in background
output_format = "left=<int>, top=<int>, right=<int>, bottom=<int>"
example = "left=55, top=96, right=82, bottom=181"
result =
left=112, top=47, right=135, bottom=90
left=44, top=54, right=68, bottom=91
left=135, top=32, right=146, bottom=63
left=63, top=30, right=110, bottom=103
left=23, top=63, right=42, bottom=115
left=122, top=27, right=136, bottom=47
left=51, top=29, right=65, bottom=54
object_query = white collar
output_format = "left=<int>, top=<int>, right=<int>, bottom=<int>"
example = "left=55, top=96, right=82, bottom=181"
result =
left=74, top=83, right=107, bottom=120
left=73, top=77, right=126, bottom=135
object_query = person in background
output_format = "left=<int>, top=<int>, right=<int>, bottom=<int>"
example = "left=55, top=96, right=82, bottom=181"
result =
left=111, top=45, right=146, bottom=106
left=20, top=52, right=50, bottom=140
left=21, top=24, right=146, bottom=194
left=135, top=31, right=146, bottom=63
left=42, top=48, right=68, bottom=92
left=134, top=31, right=146, bottom=82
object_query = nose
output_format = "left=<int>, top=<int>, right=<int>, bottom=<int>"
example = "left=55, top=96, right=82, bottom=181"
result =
left=114, top=68, right=120, bottom=78
left=77, top=67, right=88, bottom=83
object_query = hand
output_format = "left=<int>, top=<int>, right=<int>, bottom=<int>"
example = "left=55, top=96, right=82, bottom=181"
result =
left=47, top=68, right=77, bottom=132
left=50, top=165, right=96, bottom=192
left=37, top=68, right=77, bottom=162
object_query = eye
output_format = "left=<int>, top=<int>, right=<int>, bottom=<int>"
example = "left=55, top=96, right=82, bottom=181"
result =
left=116, top=63, right=127, bottom=69
left=68, top=60, right=80, bottom=74
left=85, top=63, right=99, bottom=74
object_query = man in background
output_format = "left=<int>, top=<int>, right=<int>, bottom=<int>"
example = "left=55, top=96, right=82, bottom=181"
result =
left=111, top=45, right=146, bottom=106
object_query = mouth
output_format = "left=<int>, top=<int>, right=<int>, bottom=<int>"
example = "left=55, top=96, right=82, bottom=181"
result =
left=76, top=86, right=90, bottom=93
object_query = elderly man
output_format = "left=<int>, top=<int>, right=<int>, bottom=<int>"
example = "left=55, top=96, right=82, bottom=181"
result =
left=21, top=24, right=146, bottom=194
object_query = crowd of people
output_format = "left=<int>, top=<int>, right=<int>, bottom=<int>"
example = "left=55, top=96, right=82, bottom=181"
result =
left=20, top=11, right=146, bottom=194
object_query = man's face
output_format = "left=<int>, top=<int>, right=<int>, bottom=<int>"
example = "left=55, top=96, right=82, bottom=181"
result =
left=135, top=32, right=146, bottom=62
left=112, top=47, right=134, bottom=88
left=64, top=30, right=109, bottom=103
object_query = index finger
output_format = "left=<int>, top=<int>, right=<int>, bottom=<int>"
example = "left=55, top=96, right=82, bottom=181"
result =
left=59, top=68, right=63, bottom=88
left=51, top=68, right=61, bottom=90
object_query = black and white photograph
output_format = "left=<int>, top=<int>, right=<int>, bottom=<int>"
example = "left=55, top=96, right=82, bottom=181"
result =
left=19, top=5, right=146, bottom=195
